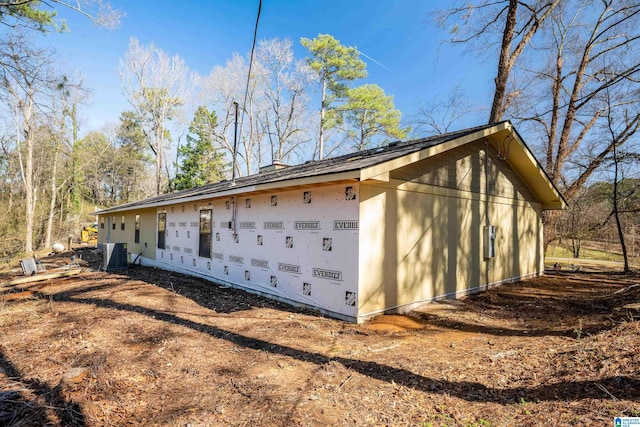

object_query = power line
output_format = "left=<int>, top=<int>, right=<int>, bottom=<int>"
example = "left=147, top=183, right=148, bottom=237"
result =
left=232, top=0, right=262, bottom=182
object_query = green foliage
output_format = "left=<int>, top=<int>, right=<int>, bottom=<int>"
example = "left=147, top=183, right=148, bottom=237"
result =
left=300, top=34, right=367, bottom=100
left=301, top=34, right=367, bottom=150
left=174, top=106, right=227, bottom=191
left=78, top=123, right=152, bottom=207
left=517, top=396, right=532, bottom=415
left=117, top=110, right=150, bottom=159
left=137, top=86, right=184, bottom=122
left=301, top=34, right=407, bottom=157
left=0, top=1, right=66, bottom=32
left=342, top=83, right=408, bottom=150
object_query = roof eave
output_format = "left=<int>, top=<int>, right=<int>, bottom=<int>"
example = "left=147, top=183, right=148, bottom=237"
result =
left=359, top=121, right=566, bottom=210
left=499, top=122, right=567, bottom=210
left=94, top=170, right=360, bottom=215
left=359, top=122, right=511, bottom=182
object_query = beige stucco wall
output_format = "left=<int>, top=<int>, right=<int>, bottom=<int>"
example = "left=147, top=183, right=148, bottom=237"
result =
left=97, top=208, right=157, bottom=262
left=357, top=141, right=544, bottom=318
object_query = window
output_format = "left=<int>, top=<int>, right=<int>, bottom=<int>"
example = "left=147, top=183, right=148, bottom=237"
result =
left=134, top=215, right=140, bottom=243
left=199, top=209, right=212, bottom=258
left=112, top=216, right=116, bottom=230
left=100, top=217, right=105, bottom=229
left=157, top=213, right=166, bottom=249
left=121, top=215, right=125, bottom=230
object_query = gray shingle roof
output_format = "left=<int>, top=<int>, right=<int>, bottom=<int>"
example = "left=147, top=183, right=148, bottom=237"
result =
left=96, top=122, right=503, bottom=214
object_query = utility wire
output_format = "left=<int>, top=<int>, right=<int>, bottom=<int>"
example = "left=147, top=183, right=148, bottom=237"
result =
left=233, top=0, right=262, bottom=182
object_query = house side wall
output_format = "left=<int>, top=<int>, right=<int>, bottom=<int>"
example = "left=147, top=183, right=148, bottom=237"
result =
left=96, top=208, right=157, bottom=262
left=358, top=142, right=544, bottom=319
left=391, top=139, right=537, bottom=201
left=100, top=183, right=361, bottom=320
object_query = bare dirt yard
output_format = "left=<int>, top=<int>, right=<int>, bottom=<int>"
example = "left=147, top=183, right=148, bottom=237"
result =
left=0, top=248, right=639, bottom=426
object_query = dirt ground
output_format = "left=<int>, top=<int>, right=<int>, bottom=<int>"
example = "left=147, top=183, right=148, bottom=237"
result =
left=0, top=248, right=639, bottom=427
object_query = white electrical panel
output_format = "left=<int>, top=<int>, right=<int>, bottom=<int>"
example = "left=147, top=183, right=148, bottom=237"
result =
left=484, top=225, right=496, bottom=259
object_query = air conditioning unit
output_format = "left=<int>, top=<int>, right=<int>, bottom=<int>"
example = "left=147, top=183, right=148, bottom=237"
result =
left=103, top=242, right=128, bottom=271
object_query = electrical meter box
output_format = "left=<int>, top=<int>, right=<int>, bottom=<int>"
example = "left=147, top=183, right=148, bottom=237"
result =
left=104, top=242, right=128, bottom=271
left=484, top=225, right=496, bottom=259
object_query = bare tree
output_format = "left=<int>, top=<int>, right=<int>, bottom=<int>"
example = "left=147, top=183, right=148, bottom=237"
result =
left=255, top=38, right=314, bottom=165
left=0, top=33, right=63, bottom=253
left=0, top=0, right=122, bottom=31
left=202, top=53, right=266, bottom=176
left=42, top=76, right=89, bottom=249
left=604, top=84, right=640, bottom=271
left=436, top=0, right=560, bottom=124
left=437, top=1, right=640, bottom=248
left=410, top=85, right=484, bottom=136
left=120, top=38, right=192, bottom=195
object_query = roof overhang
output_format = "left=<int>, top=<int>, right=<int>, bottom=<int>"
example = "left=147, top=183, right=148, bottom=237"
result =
left=95, top=121, right=566, bottom=216
left=359, top=121, right=567, bottom=210
left=94, top=170, right=360, bottom=215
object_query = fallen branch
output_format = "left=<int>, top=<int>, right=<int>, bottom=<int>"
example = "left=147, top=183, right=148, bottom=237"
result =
left=613, top=283, right=640, bottom=295
left=371, top=343, right=401, bottom=353
left=595, top=382, right=619, bottom=401
left=339, top=374, right=353, bottom=389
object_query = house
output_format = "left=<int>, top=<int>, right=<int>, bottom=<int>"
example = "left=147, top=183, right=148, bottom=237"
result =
left=95, top=121, right=566, bottom=323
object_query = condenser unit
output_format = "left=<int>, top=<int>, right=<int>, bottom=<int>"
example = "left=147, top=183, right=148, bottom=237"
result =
left=103, top=242, right=128, bottom=271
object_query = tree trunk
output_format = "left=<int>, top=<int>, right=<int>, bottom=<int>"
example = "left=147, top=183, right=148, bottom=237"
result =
left=154, top=123, right=163, bottom=196
left=488, top=0, right=518, bottom=124
left=23, top=97, right=36, bottom=254
left=571, top=238, right=580, bottom=258
left=612, top=141, right=630, bottom=272
left=43, top=141, right=60, bottom=250
left=319, top=76, right=326, bottom=159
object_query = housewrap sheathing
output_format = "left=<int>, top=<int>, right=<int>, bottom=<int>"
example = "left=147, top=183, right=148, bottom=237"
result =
left=153, top=183, right=360, bottom=319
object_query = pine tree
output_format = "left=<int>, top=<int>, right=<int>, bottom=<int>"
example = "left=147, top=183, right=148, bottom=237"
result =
left=174, top=106, right=227, bottom=190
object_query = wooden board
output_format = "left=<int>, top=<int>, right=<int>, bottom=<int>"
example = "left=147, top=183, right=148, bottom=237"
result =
left=2, top=268, right=82, bottom=286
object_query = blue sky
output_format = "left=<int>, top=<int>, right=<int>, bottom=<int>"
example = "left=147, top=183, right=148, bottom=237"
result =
left=32, top=0, right=494, bottom=136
